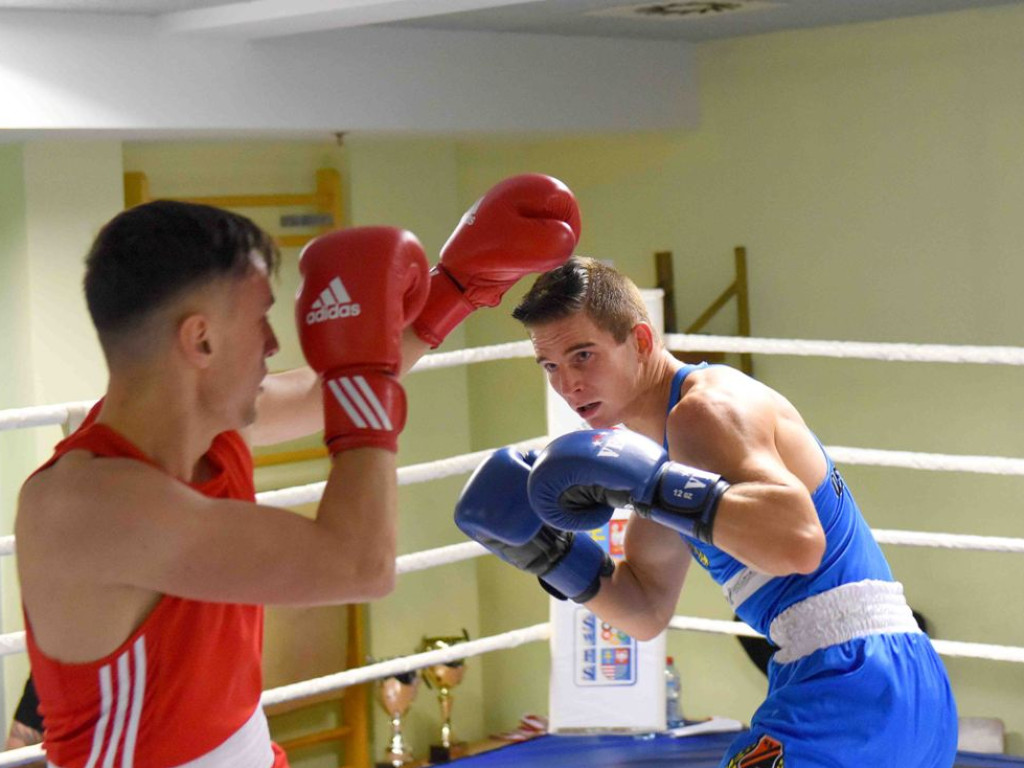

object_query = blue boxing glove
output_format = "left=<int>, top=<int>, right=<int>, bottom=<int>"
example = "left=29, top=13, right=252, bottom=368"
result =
left=455, top=447, right=614, bottom=603
left=528, top=429, right=730, bottom=545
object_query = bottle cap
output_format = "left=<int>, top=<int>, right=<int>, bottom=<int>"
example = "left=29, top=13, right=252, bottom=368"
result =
left=667, top=656, right=674, bottom=665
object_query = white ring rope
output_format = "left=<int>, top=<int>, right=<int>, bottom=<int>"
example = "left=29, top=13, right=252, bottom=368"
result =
left=1, top=334, right=1024, bottom=749
left=396, top=541, right=488, bottom=575
left=0, top=743, right=42, bottom=766
left=254, top=436, right=551, bottom=508
left=3, top=438, right=1024, bottom=561
left=260, top=622, right=550, bottom=708
left=0, top=542, right=493, bottom=660
left=5, top=331, right=1024, bottom=432
left=0, top=614, right=1018, bottom=768
left=667, top=616, right=1024, bottom=664
left=0, top=400, right=96, bottom=432
left=409, top=341, right=535, bottom=372
left=828, top=446, right=1024, bottom=475
left=666, top=334, right=1024, bottom=366
left=2, top=525, right=1022, bottom=661
left=872, top=529, right=1024, bottom=553
left=0, top=631, right=25, bottom=657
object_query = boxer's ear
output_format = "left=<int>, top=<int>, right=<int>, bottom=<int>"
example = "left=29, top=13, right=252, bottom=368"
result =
left=631, top=322, right=656, bottom=359
left=178, top=313, right=214, bottom=369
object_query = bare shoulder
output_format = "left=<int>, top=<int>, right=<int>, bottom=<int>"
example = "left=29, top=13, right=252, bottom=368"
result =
left=668, top=366, right=824, bottom=489
left=670, top=366, right=779, bottom=431
left=17, top=451, right=186, bottom=568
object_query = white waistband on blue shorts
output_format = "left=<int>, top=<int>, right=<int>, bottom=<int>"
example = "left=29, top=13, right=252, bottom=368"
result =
left=768, top=579, right=921, bottom=665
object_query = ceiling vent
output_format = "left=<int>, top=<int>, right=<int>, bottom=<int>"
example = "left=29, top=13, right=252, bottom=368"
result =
left=589, top=1, right=781, bottom=20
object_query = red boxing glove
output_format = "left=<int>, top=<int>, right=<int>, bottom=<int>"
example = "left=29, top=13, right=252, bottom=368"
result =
left=412, top=173, right=581, bottom=348
left=296, top=227, right=429, bottom=453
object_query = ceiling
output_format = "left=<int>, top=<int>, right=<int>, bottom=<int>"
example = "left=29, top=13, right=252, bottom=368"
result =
left=0, top=0, right=1020, bottom=41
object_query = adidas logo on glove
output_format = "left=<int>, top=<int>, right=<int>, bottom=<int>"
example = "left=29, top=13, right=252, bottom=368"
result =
left=306, top=277, right=361, bottom=324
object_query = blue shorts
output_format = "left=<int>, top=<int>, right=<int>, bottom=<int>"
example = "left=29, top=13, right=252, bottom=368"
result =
left=719, top=632, right=957, bottom=768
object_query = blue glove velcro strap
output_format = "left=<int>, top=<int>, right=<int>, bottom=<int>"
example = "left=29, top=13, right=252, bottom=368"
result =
left=656, top=462, right=725, bottom=513
left=540, top=532, right=614, bottom=603
left=643, top=462, right=730, bottom=544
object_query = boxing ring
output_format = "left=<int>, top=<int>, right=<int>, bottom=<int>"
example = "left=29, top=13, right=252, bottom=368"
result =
left=3, top=332, right=1024, bottom=766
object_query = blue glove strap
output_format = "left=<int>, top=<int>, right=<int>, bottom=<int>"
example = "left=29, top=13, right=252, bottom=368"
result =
left=540, top=532, right=613, bottom=603
left=643, top=462, right=729, bottom=544
left=656, top=462, right=725, bottom=512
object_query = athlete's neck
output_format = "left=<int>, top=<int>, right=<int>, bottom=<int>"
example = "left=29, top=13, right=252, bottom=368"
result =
left=98, top=367, right=219, bottom=483
left=620, top=349, right=682, bottom=444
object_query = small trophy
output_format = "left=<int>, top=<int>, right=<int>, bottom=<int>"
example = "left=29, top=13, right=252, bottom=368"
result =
left=419, top=630, right=470, bottom=763
left=373, top=665, right=420, bottom=768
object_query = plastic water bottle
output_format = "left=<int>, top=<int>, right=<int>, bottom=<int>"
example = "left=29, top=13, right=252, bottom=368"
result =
left=665, top=656, right=683, bottom=728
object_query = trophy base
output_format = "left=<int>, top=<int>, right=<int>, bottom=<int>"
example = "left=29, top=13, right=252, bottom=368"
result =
left=428, top=742, right=467, bottom=763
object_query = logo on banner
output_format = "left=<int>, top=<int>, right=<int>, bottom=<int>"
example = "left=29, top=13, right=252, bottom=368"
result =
left=574, top=608, right=636, bottom=687
left=600, top=647, right=633, bottom=681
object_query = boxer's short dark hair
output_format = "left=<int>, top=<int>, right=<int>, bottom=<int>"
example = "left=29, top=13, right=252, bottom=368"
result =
left=84, top=200, right=278, bottom=345
left=512, top=256, right=652, bottom=343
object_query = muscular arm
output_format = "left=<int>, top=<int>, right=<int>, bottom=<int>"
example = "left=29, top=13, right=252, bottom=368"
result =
left=17, top=446, right=398, bottom=662
left=578, top=369, right=825, bottom=639
left=247, top=328, right=432, bottom=446
left=668, top=368, right=826, bottom=576
left=583, top=515, right=692, bottom=641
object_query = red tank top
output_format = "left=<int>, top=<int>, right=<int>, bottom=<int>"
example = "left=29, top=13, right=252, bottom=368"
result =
left=24, top=404, right=289, bottom=768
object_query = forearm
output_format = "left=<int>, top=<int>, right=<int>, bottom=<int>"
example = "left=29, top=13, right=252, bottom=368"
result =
left=317, top=448, right=398, bottom=600
left=584, top=559, right=681, bottom=642
left=250, top=367, right=322, bottom=446
left=400, top=326, right=431, bottom=376
left=251, top=329, right=427, bottom=447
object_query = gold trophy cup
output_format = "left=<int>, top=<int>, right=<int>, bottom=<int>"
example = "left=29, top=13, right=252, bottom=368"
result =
left=419, top=630, right=470, bottom=763
left=374, top=667, right=421, bottom=768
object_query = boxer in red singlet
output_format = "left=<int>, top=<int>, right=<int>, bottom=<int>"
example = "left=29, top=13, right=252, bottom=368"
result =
left=16, top=176, right=579, bottom=767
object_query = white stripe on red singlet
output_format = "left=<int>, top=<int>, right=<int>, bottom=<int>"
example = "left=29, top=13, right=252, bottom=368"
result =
left=83, top=665, right=114, bottom=768
left=102, top=651, right=131, bottom=768
left=122, top=638, right=147, bottom=768
left=78, top=637, right=147, bottom=768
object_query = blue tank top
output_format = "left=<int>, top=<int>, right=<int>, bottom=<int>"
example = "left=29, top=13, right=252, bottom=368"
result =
left=667, top=365, right=893, bottom=639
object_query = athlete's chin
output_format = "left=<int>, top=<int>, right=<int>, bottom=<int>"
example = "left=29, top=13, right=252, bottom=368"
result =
left=582, top=411, right=615, bottom=429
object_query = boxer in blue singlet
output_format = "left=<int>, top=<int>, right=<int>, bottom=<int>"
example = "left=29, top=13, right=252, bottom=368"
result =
left=454, top=256, right=957, bottom=767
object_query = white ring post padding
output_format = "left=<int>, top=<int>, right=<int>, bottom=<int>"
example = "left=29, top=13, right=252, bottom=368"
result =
left=665, top=334, right=1024, bottom=365
left=260, top=622, right=551, bottom=708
